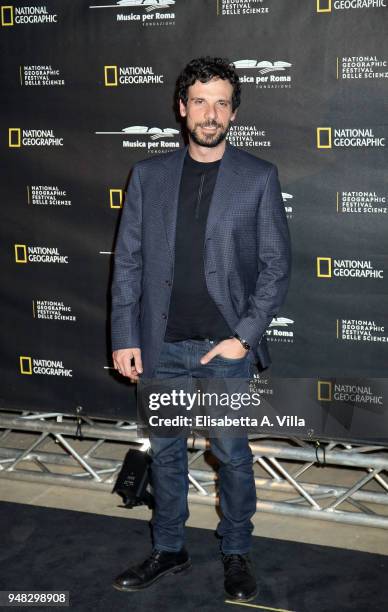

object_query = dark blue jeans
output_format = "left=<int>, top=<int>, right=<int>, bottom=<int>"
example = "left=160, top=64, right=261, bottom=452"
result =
left=149, top=339, right=257, bottom=555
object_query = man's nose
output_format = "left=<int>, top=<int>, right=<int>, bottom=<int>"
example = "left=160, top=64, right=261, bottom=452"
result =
left=204, top=104, right=217, bottom=122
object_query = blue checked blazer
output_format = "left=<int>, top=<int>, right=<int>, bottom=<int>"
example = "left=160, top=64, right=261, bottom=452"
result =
left=111, top=141, right=291, bottom=377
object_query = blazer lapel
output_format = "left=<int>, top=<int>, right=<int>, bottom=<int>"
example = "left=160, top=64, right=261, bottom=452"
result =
left=161, top=144, right=188, bottom=260
left=161, top=141, right=241, bottom=259
left=204, top=142, right=241, bottom=242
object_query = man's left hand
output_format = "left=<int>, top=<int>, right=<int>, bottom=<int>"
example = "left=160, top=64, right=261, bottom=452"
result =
left=200, top=337, right=248, bottom=365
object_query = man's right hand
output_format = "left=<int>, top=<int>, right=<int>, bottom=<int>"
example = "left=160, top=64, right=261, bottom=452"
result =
left=112, top=348, right=143, bottom=383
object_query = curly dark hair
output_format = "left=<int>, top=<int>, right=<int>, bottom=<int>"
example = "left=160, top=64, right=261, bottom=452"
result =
left=177, top=56, right=241, bottom=112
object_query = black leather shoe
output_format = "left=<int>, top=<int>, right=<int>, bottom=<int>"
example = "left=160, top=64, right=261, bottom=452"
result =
left=222, top=553, right=258, bottom=602
left=112, top=548, right=191, bottom=591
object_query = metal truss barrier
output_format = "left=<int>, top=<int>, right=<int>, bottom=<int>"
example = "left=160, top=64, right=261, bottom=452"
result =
left=1, top=409, right=388, bottom=528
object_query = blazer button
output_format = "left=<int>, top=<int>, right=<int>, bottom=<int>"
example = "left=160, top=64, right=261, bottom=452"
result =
left=165, top=280, right=171, bottom=286
left=162, top=313, right=167, bottom=319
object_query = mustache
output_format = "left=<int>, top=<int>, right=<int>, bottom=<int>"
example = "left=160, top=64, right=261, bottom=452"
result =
left=198, top=122, right=222, bottom=128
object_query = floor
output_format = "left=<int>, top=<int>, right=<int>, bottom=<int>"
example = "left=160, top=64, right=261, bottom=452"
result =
left=0, top=430, right=388, bottom=556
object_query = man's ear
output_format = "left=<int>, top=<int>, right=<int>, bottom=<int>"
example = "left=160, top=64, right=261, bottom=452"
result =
left=231, top=109, right=237, bottom=122
left=179, top=99, right=187, bottom=118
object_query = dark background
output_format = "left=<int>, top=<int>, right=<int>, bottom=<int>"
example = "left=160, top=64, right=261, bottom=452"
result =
left=1, top=0, right=387, bottom=426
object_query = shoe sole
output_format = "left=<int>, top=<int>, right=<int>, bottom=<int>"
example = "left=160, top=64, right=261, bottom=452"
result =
left=224, top=588, right=258, bottom=603
left=112, top=560, right=192, bottom=592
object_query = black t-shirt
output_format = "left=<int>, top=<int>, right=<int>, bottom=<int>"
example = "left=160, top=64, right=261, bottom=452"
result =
left=164, top=150, right=233, bottom=342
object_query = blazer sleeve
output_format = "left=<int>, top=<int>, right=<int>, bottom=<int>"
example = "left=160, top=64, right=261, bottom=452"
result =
left=234, top=163, right=291, bottom=349
left=110, top=163, right=143, bottom=351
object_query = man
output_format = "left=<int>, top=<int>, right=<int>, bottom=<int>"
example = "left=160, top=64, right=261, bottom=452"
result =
left=111, top=56, right=291, bottom=602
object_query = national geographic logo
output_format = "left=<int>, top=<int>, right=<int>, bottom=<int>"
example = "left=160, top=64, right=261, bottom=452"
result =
left=95, top=125, right=180, bottom=152
left=20, top=65, right=65, bottom=86
left=109, top=189, right=124, bottom=208
left=89, top=1, right=176, bottom=27
left=316, top=127, right=385, bottom=148
left=316, top=257, right=383, bottom=279
left=14, top=245, right=69, bottom=264
left=336, top=318, right=388, bottom=343
left=8, top=128, right=63, bottom=147
left=317, top=380, right=332, bottom=401
left=336, top=191, right=387, bottom=215
left=27, top=185, right=71, bottom=207
left=1, top=5, right=58, bottom=26
left=316, top=0, right=386, bottom=12
left=104, top=65, right=164, bottom=86
left=317, top=380, right=383, bottom=406
left=266, top=317, right=294, bottom=343
left=316, top=0, right=387, bottom=13
left=218, top=0, right=270, bottom=15
left=232, top=59, right=292, bottom=89
left=227, top=125, right=271, bottom=148
left=337, top=56, right=388, bottom=80
left=19, top=356, right=72, bottom=377
left=33, top=299, right=76, bottom=322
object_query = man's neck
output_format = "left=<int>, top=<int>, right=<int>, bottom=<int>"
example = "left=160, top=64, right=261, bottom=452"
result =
left=187, top=139, right=226, bottom=163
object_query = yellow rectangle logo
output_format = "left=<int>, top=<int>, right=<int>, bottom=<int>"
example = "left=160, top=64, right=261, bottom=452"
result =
left=317, top=0, right=332, bottom=12
left=317, top=257, right=332, bottom=278
left=20, top=356, right=32, bottom=375
left=15, top=244, right=27, bottom=263
left=9, top=127, right=21, bottom=147
left=318, top=381, right=332, bottom=401
left=1, top=6, right=14, bottom=26
left=109, top=188, right=123, bottom=208
left=317, top=127, right=332, bottom=149
left=104, top=65, right=118, bottom=87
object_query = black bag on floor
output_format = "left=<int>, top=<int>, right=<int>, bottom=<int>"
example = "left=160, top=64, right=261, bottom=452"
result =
left=112, top=448, right=154, bottom=509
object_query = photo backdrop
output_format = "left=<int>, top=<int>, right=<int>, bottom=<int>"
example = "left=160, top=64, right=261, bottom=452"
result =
left=1, top=0, right=387, bottom=430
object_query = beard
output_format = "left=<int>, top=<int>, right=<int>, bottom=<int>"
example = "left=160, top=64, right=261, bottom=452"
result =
left=187, top=119, right=231, bottom=148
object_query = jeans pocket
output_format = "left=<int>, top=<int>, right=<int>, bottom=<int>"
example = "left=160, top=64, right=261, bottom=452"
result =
left=212, top=353, right=248, bottom=363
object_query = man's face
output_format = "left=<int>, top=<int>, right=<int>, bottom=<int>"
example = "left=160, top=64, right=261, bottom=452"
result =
left=179, top=77, right=237, bottom=148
